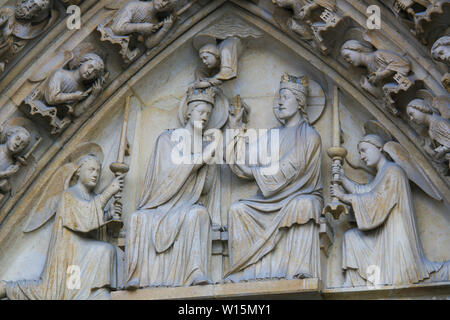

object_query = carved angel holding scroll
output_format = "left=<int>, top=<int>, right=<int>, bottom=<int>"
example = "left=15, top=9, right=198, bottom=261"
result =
left=340, top=40, right=412, bottom=98
left=24, top=52, right=106, bottom=135
left=406, top=96, right=450, bottom=171
left=431, top=36, right=450, bottom=92
left=0, top=143, right=124, bottom=300
left=272, top=0, right=336, bottom=37
left=331, top=125, right=448, bottom=286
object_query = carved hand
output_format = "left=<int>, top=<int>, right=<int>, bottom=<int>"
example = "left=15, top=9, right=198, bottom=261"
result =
left=202, top=141, right=217, bottom=164
left=162, top=15, right=175, bottom=29
left=6, top=163, right=20, bottom=176
left=330, top=184, right=349, bottom=202
left=228, top=107, right=245, bottom=129
left=91, top=80, right=103, bottom=96
left=108, top=174, right=125, bottom=196
left=141, top=23, right=160, bottom=34
left=368, top=72, right=382, bottom=85
left=71, top=90, right=89, bottom=101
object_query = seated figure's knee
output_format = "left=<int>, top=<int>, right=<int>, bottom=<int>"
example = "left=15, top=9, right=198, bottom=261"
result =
left=229, top=201, right=245, bottom=218
left=189, top=205, right=209, bottom=221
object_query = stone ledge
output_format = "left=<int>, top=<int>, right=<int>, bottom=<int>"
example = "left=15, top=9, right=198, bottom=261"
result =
left=111, top=278, right=321, bottom=300
left=322, top=281, right=450, bottom=299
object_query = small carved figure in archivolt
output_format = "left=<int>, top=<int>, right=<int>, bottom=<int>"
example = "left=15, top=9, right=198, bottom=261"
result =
left=192, top=13, right=262, bottom=88
left=0, top=143, right=124, bottom=300
left=431, top=36, right=450, bottom=92
left=391, top=0, right=449, bottom=45
left=0, top=117, right=40, bottom=206
left=0, top=0, right=58, bottom=73
left=24, top=51, right=106, bottom=135
left=340, top=40, right=412, bottom=114
left=272, top=0, right=349, bottom=54
left=97, top=0, right=182, bottom=64
left=331, top=125, right=448, bottom=287
left=406, top=96, right=450, bottom=172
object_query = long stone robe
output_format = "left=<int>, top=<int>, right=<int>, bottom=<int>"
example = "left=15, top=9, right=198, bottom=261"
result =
left=226, top=120, right=323, bottom=282
left=4, top=189, right=118, bottom=300
left=343, top=162, right=444, bottom=286
left=125, top=130, right=218, bottom=288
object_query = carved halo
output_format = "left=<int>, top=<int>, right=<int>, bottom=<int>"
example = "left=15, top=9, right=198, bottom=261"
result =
left=65, top=142, right=104, bottom=167
left=178, top=88, right=230, bottom=130
left=273, top=78, right=326, bottom=125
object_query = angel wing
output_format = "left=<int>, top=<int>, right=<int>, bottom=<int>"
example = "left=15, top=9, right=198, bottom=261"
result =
left=383, top=141, right=442, bottom=201
left=430, top=117, right=450, bottom=148
left=432, top=95, right=450, bottom=119
left=9, top=154, right=38, bottom=198
left=23, top=163, right=77, bottom=233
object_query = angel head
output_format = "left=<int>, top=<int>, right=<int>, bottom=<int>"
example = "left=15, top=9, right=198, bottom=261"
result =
left=277, top=73, right=309, bottom=122
left=73, top=154, right=101, bottom=191
left=153, top=0, right=177, bottom=13
left=2, top=126, right=31, bottom=156
left=341, top=40, right=374, bottom=67
left=15, top=0, right=51, bottom=21
left=78, top=53, right=105, bottom=82
left=357, top=134, right=388, bottom=168
left=199, top=44, right=220, bottom=70
left=406, top=99, right=432, bottom=126
left=431, top=36, right=450, bottom=64
left=186, top=87, right=215, bottom=131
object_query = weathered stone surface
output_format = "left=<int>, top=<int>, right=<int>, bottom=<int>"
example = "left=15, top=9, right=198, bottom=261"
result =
left=0, top=0, right=448, bottom=300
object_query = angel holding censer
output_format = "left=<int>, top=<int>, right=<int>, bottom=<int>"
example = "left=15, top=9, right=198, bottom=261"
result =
left=326, top=87, right=447, bottom=286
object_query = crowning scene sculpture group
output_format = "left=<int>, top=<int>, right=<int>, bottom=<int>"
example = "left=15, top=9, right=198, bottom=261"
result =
left=0, top=0, right=448, bottom=299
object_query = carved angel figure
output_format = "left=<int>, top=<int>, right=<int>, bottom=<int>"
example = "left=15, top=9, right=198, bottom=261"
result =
left=340, top=40, right=411, bottom=99
left=194, top=37, right=242, bottom=89
left=432, top=35, right=450, bottom=64
left=272, top=0, right=336, bottom=37
left=0, top=125, right=31, bottom=203
left=25, top=52, right=106, bottom=135
left=272, top=0, right=343, bottom=54
left=406, top=98, right=450, bottom=169
left=431, top=36, right=450, bottom=91
left=124, top=86, right=228, bottom=289
left=0, top=0, right=57, bottom=73
left=331, top=133, right=447, bottom=286
left=192, top=14, right=262, bottom=88
left=0, top=145, right=124, bottom=300
left=98, top=0, right=179, bottom=64
left=224, top=74, right=323, bottom=282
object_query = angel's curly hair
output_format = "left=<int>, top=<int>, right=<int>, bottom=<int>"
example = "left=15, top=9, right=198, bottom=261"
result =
left=0, top=125, right=31, bottom=146
left=78, top=53, right=105, bottom=77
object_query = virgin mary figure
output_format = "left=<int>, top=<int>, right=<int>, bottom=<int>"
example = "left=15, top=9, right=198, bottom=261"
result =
left=124, top=86, right=228, bottom=289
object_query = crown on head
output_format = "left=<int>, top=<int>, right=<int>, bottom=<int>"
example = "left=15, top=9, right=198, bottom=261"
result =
left=280, top=73, right=309, bottom=95
left=187, top=87, right=215, bottom=105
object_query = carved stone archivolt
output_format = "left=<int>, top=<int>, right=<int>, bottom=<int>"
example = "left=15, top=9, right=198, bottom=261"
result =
left=22, top=48, right=107, bottom=135
left=0, top=0, right=59, bottom=73
left=0, top=0, right=448, bottom=300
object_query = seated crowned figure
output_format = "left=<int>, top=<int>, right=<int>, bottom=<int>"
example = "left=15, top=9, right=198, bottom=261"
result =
left=124, top=86, right=227, bottom=289
left=225, top=74, right=323, bottom=282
